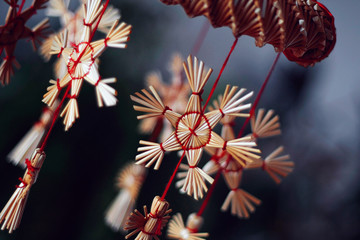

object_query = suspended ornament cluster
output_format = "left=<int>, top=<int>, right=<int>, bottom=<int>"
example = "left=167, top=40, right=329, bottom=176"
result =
left=0, top=0, right=131, bottom=233
left=160, top=0, right=336, bottom=67
left=0, top=0, right=50, bottom=85
left=41, top=0, right=131, bottom=130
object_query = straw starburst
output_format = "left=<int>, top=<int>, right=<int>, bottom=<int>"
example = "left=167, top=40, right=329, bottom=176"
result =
left=131, top=55, right=260, bottom=200
left=42, top=0, right=131, bottom=130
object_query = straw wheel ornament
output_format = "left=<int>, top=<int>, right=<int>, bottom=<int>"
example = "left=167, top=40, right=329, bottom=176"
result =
left=160, top=0, right=336, bottom=67
left=42, top=0, right=132, bottom=130
left=131, top=55, right=261, bottom=199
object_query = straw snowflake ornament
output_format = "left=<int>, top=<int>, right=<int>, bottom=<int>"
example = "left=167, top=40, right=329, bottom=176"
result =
left=40, top=0, right=120, bottom=78
left=131, top=55, right=261, bottom=200
left=42, top=0, right=131, bottom=130
left=167, top=213, right=208, bottom=240
left=105, top=163, right=147, bottom=232
left=0, top=0, right=50, bottom=85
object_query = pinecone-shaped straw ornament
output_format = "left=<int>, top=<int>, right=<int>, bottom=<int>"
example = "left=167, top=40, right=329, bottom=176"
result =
left=139, top=53, right=191, bottom=142
left=42, top=0, right=131, bottom=130
left=131, top=55, right=261, bottom=200
left=0, top=149, right=46, bottom=233
left=124, top=196, right=172, bottom=240
left=0, top=0, right=50, bottom=85
left=7, top=100, right=59, bottom=167
left=160, top=0, right=336, bottom=67
left=105, top=163, right=147, bottom=232
left=167, top=213, right=208, bottom=240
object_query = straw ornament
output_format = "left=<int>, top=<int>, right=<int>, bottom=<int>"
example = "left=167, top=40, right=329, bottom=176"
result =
left=42, top=0, right=131, bottom=130
left=7, top=100, right=59, bottom=168
left=160, top=0, right=336, bottom=66
left=250, top=108, right=281, bottom=140
left=0, top=149, right=46, bottom=233
left=132, top=55, right=259, bottom=171
left=167, top=213, right=208, bottom=240
left=176, top=149, right=214, bottom=200
left=0, top=0, right=50, bottom=85
left=262, top=146, right=294, bottom=184
left=125, top=196, right=172, bottom=240
left=221, top=170, right=261, bottom=218
left=105, top=163, right=147, bottom=232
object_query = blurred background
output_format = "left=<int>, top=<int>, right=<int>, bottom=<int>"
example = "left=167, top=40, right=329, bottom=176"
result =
left=0, top=0, right=359, bottom=239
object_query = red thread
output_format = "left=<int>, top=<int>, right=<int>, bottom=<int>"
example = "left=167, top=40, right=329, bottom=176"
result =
left=57, top=47, right=64, bottom=58
left=189, top=165, right=196, bottom=168
left=95, top=77, right=101, bottom=86
left=222, top=141, right=227, bottom=150
left=159, top=143, right=165, bottom=152
left=16, top=177, right=27, bottom=188
left=104, top=37, right=110, bottom=47
left=219, top=108, right=225, bottom=117
left=191, top=20, right=210, bottom=55
left=202, top=38, right=238, bottom=112
left=231, top=188, right=238, bottom=191
left=25, top=158, right=38, bottom=175
left=56, top=78, right=61, bottom=90
left=187, top=227, right=198, bottom=233
left=262, top=161, right=266, bottom=171
left=83, top=19, right=92, bottom=27
left=253, top=132, right=259, bottom=139
left=237, top=53, right=281, bottom=138
left=162, top=106, right=172, bottom=115
left=188, top=127, right=197, bottom=137
left=68, top=94, right=77, bottom=99
left=192, top=89, right=204, bottom=102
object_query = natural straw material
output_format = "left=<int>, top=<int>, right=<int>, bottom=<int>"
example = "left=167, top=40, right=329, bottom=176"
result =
left=105, top=163, right=147, bottom=232
left=0, top=0, right=50, bottom=85
left=0, top=149, right=46, bottom=233
left=125, top=196, right=172, bottom=240
left=167, top=213, right=208, bottom=240
left=160, top=0, right=336, bottom=67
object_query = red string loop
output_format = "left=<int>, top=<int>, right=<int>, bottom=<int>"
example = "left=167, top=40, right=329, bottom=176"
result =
left=222, top=141, right=228, bottom=151
left=95, top=77, right=101, bottom=86
left=83, top=19, right=92, bottom=27
left=192, top=89, right=204, bottom=102
left=16, top=177, right=27, bottom=188
left=104, top=37, right=110, bottom=47
left=162, top=106, right=172, bottom=115
left=56, top=78, right=61, bottom=90
left=219, top=108, right=225, bottom=117
left=159, top=143, right=165, bottom=152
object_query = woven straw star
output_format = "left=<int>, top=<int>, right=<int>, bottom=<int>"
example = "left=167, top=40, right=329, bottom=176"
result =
left=131, top=55, right=260, bottom=200
left=42, top=0, right=131, bottom=130
left=0, top=0, right=50, bottom=85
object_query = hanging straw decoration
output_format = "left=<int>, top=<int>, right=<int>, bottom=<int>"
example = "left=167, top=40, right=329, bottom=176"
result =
left=176, top=149, right=214, bottom=200
left=132, top=55, right=259, bottom=172
left=263, top=146, right=294, bottom=184
left=42, top=0, right=131, bottom=130
left=160, top=0, right=336, bottom=67
left=167, top=213, right=208, bottom=240
left=221, top=170, right=261, bottom=218
left=0, top=149, right=46, bottom=233
left=124, top=196, right=172, bottom=240
left=105, top=163, right=147, bottom=232
left=7, top=100, right=59, bottom=167
left=0, top=0, right=50, bottom=85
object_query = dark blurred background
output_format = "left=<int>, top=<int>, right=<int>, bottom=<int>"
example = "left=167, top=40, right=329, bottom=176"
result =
left=0, top=0, right=359, bottom=239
